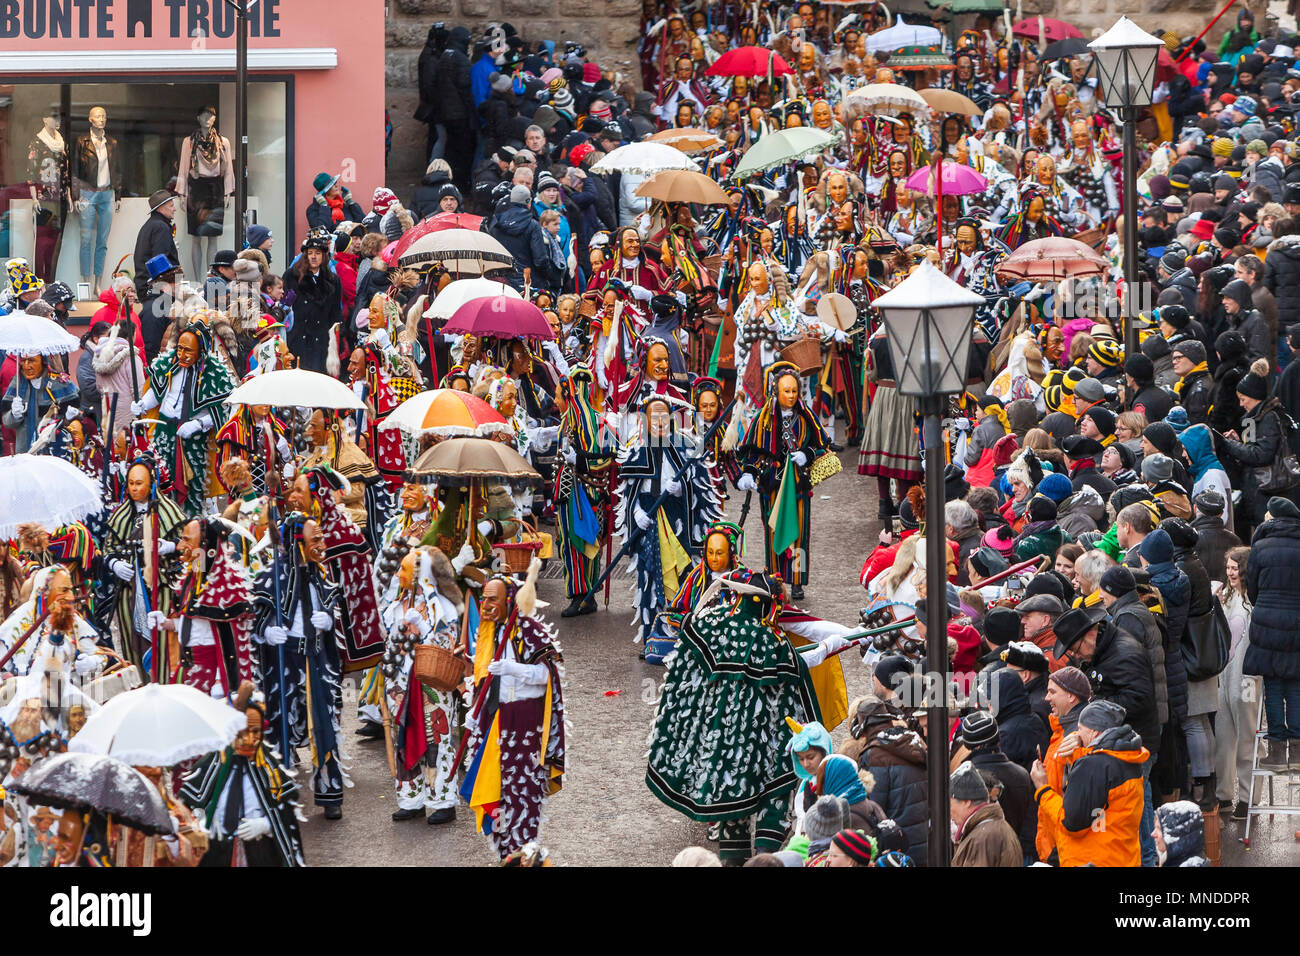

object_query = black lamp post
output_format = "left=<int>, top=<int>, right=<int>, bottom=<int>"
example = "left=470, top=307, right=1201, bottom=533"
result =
left=871, top=259, right=982, bottom=868
left=1089, top=17, right=1163, bottom=360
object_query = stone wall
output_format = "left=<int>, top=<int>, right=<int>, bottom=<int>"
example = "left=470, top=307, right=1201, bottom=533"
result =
left=383, top=0, right=1266, bottom=196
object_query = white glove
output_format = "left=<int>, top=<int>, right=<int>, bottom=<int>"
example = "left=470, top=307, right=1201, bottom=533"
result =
left=487, top=659, right=529, bottom=677
left=8, top=398, right=24, bottom=419
left=282, top=462, right=295, bottom=480
left=664, top=476, right=682, bottom=495
left=355, top=312, right=370, bottom=330
left=675, top=290, right=688, bottom=308
left=477, top=519, right=494, bottom=537
left=370, top=327, right=391, bottom=349
left=563, top=446, right=577, bottom=464
left=310, top=610, right=334, bottom=632
left=264, top=625, right=288, bottom=646
left=157, top=540, right=177, bottom=556
left=73, top=654, right=103, bottom=676
left=737, top=474, right=757, bottom=492
left=129, top=400, right=144, bottom=417
left=452, top=542, right=476, bottom=574
left=833, top=329, right=848, bottom=344
left=792, top=451, right=808, bottom=467
left=821, top=636, right=851, bottom=656
left=235, top=817, right=271, bottom=841
left=952, top=417, right=972, bottom=432
left=403, top=608, right=423, bottom=626
left=65, top=405, right=80, bottom=422
left=630, top=284, right=653, bottom=302
left=565, top=335, right=580, bottom=353
left=146, top=610, right=170, bottom=630
left=634, top=508, right=653, bottom=531
left=351, top=380, right=367, bottom=398
left=177, top=419, right=203, bottom=439
left=111, top=559, right=135, bottom=582
left=276, top=436, right=292, bottom=461
left=209, top=683, right=226, bottom=700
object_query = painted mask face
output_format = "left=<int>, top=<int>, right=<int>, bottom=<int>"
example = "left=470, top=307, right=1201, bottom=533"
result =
left=696, top=390, right=718, bottom=421
left=888, top=151, right=906, bottom=179
left=1071, top=120, right=1090, bottom=149
left=997, top=47, right=1009, bottom=70
left=812, top=101, right=831, bottom=129
left=835, top=201, right=855, bottom=231
left=55, top=811, right=85, bottom=866
left=957, top=56, right=973, bottom=80
left=557, top=298, right=576, bottom=325
left=734, top=76, right=749, bottom=97
left=646, top=343, right=671, bottom=380
left=891, top=120, right=910, bottom=144
left=287, top=474, right=312, bottom=513
left=176, top=331, right=201, bottom=368
left=784, top=112, right=803, bottom=128
left=759, top=228, right=774, bottom=254
left=850, top=119, right=867, bottom=147
left=747, top=262, right=769, bottom=295
left=234, top=707, right=263, bottom=757
left=800, top=45, right=816, bottom=71
left=828, top=172, right=849, bottom=204
left=481, top=578, right=509, bottom=623
left=66, top=420, right=84, bottom=448
left=676, top=104, right=694, bottom=127
left=348, top=348, right=367, bottom=382
left=398, top=550, right=417, bottom=593
left=179, top=519, right=202, bottom=563
left=853, top=250, right=870, bottom=279
left=400, top=482, right=427, bottom=513
left=777, top=373, right=800, bottom=409
left=620, top=229, right=641, bottom=260
left=127, top=463, right=153, bottom=503
left=1036, top=155, right=1056, bottom=186
left=956, top=225, right=978, bottom=255
left=1027, top=196, right=1045, bottom=223
left=301, top=520, right=327, bottom=564
left=461, top=334, right=481, bottom=363
left=675, top=56, right=693, bottom=82
left=705, top=532, right=732, bottom=573
left=646, top=400, right=672, bottom=439
left=19, top=354, right=44, bottom=380
left=749, top=106, right=765, bottom=129
left=497, top=382, right=518, bottom=418
left=306, top=410, right=329, bottom=448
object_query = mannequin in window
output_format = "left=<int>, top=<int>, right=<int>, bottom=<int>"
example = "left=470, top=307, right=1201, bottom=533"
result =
left=26, top=114, right=70, bottom=282
left=72, top=107, right=121, bottom=297
left=176, top=107, right=234, bottom=282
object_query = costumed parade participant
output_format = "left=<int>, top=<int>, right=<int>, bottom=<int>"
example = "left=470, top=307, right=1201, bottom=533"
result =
left=0, top=565, right=103, bottom=682
left=460, top=565, right=565, bottom=860
left=555, top=366, right=614, bottom=618
left=2, top=352, right=78, bottom=455
left=301, top=406, right=393, bottom=550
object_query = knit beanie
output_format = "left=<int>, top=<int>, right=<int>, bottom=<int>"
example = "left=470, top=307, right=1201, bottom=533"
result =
left=1125, top=353, right=1155, bottom=382
left=1087, top=339, right=1123, bottom=368
left=959, top=710, right=999, bottom=749
left=1139, top=528, right=1174, bottom=564
left=804, top=795, right=849, bottom=841
left=1149, top=174, right=1172, bottom=200
left=984, top=606, right=1021, bottom=646
left=1048, top=665, right=1092, bottom=702
left=1082, top=405, right=1117, bottom=437
left=1267, top=496, right=1300, bottom=520
left=1222, top=278, right=1253, bottom=307
left=1236, top=363, right=1270, bottom=400
left=1079, top=698, right=1127, bottom=732
left=1037, top=472, right=1074, bottom=502
left=1164, top=406, right=1191, bottom=433
left=950, top=761, right=989, bottom=802
left=1100, top=565, right=1137, bottom=597
left=1142, top=453, right=1176, bottom=483
left=831, top=829, right=878, bottom=865
left=1211, top=136, right=1235, bottom=157
left=873, top=654, right=914, bottom=694
left=1171, top=339, right=1206, bottom=365
left=1028, top=495, right=1058, bottom=523
left=509, top=184, right=532, bottom=206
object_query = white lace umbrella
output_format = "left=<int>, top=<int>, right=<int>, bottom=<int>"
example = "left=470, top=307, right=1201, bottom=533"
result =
left=844, top=82, right=931, bottom=119
left=69, top=683, right=248, bottom=766
left=422, top=277, right=523, bottom=320
left=862, top=15, right=942, bottom=53
left=397, top=228, right=513, bottom=274
left=590, top=142, right=701, bottom=175
left=0, top=454, right=104, bottom=538
left=0, top=313, right=80, bottom=357
left=226, top=368, right=366, bottom=410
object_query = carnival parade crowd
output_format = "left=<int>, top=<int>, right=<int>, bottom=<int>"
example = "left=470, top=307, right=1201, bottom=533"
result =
left=5, top=0, right=1300, bottom=869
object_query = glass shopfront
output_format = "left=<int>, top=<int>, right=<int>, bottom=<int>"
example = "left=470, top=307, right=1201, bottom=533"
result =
left=0, top=77, right=289, bottom=292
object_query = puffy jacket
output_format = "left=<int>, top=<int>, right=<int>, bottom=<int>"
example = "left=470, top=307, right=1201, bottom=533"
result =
left=952, top=800, right=1022, bottom=867
left=1176, top=367, right=1213, bottom=426
left=1057, top=486, right=1106, bottom=538
left=1036, top=702, right=1085, bottom=862
left=1253, top=156, right=1286, bottom=203
left=1034, top=723, right=1149, bottom=867
left=863, top=726, right=929, bottom=864
left=1234, top=307, right=1273, bottom=366
left=989, top=668, right=1050, bottom=773
left=1244, top=514, right=1300, bottom=679
left=1013, top=521, right=1069, bottom=563
left=1083, top=614, right=1160, bottom=752
left=433, top=27, right=474, bottom=123
left=491, top=202, right=550, bottom=292
left=1210, top=331, right=1248, bottom=435
left=969, top=745, right=1036, bottom=861
left=1191, top=513, right=1241, bottom=583
left=1219, top=396, right=1293, bottom=527
left=1265, top=233, right=1300, bottom=335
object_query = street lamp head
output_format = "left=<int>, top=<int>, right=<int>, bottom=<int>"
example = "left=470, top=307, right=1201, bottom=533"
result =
left=1088, top=16, right=1163, bottom=109
left=870, top=259, right=982, bottom=397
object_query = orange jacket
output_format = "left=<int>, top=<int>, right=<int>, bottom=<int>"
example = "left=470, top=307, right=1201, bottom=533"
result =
left=1035, top=707, right=1084, bottom=861
left=1034, top=723, right=1148, bottom=867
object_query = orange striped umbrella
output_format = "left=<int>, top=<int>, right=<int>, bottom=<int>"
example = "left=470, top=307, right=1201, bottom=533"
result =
left=379, top=388, right=509, bottom=438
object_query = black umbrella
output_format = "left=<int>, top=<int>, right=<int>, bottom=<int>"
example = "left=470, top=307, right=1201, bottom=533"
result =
left=8, top=752, right=173, bottom=835
left=1042, top=37, right=1089, bottom=59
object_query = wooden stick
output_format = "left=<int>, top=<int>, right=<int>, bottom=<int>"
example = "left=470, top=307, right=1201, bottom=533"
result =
left=377, top=676, right=397, bottom=779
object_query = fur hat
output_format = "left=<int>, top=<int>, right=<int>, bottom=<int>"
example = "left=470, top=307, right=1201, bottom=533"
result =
left=233, top=258, right=261, bottom=283
left=1001, top=640, right=1049, bottom=673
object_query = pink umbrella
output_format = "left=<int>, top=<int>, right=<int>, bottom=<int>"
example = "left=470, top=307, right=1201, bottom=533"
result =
left=380, top=240, right=399, bottom=265
left=441, top=295, right=555, bottom=340
left=904, top=162, right=988, bottom=197
left=995, top=237, right=1109, bottom=282
left=391, top=211, right=486, bottom=262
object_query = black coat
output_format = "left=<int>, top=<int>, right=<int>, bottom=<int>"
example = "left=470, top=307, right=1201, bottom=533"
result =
left=969, top=745, right=1035, bottom=860
left=1145, top=561, right=1190, bottom=723
left=1235, top=308, right=1273, bottom=367
left=132, top=211, right=179, bottom=300
left=414, top=28, right=443, bottom=124
left=1219, top=396, right=1292, bottom=528
left=1070, top=462, right=1117, bottom=502
left=989, top=668, right=1050, bottom=773
left=433, top=28, right=474, bottom=124
left=305, top=191, right=365, bottom=234
left=1278, top=359, right=1300, bottom=422
left=491, top=202, right=549, bottom=292
left=863, top=726, right=929, bottom=864
left=282, top=265, right=341, bottom=374
left=1178, top=368, right=1214, bottom=426
left=1130, top=382, right=1172, bottom=424
left=1210, top=333, right=1248, bottom=435
left=1083, top=617, right=1160, bottom=753
left=410, top=170, right=451, bottom=221
left=1265, top=234, right=1300, bottom=335
left=1191, top=514, right=1242, bottom=583
left=1244, top=514, right=1300, bottom=679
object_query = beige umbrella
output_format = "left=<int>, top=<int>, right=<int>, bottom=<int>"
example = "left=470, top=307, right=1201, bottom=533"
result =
left=919, top=88, right=982, bottom=117
left=816, top=293, right=858, bottom=331
left=397, top=228, right=513, bottom=275
left=843, top=82, right=931, bottom=120
left=647, top=128, right=725, bottom=153
left=635, top=169, right=731, bottom=205
left=405, top=436, right=540, bottom=482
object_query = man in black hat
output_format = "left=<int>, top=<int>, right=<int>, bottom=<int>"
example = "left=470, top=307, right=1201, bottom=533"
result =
left=205, top=248, right=238, bottom=306
left=1062, top=434, right=1116, bottom=500
left=132, top=188, right=180, bottom=301
left=1014, top=593, right=1064, bottom=671
left=1124, top=353, right=1172, bottom=422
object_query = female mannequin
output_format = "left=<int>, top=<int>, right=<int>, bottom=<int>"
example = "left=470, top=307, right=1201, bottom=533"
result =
left=27, top=114, right=69, bottom=281
left=176, top=107, right=235, bottom=280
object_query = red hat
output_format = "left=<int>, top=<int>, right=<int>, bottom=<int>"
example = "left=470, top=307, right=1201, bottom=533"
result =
left=1190, top=217, right=1216, bottom=240
left=1219, top=92, right=1237, bottom=105
left=583, top=62, right=602, bottom=84
left=569, top=141, right=595, bottom=167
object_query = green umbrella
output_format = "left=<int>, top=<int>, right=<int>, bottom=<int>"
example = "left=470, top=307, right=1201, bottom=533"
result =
left=732, top=127, right=838, bottom=181
left=887, top=44, right=955, bottom=69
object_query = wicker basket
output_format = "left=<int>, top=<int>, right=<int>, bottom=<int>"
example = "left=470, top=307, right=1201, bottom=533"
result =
left=780, top=336, right=824, bottom=376
left=493, top=518, right=544, bottom=573
left=413, top=644, right=466, bottom=693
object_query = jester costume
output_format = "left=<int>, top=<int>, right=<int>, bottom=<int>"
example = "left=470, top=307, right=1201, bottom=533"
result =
left=140, top=321, right=236, bottom=515
left=176, top=517, right=255, bottom=698
left=649, top=518, right=744, bottom=665
left=349, top=344, right=407, bottom=493
left=301, top=409, right=394, bottom=552
left=615, top=395, right=722, bottom=646
left=214, top=406, right=290, bottom=500
left=461, top=575, right=565, bottom=860
left=252, top=513, right=346, bottom=810
left=554, top=367, right=614, bottom=606
left=646, top=571, right=821, bottom=863
left=737, top=363, right=832, bottom=592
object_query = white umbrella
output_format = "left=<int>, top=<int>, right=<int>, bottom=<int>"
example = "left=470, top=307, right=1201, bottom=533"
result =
left=862, top=15, right=942, bottom=53
left=397, top=228, right=513, bottom=274
left=226, top=368, right=366, bottom=410
left=0, top=454, right=104, bottom=538
left=844, top=82, right=931, bottom=119
left=590, top=142, right=701, bottom=175
left=69, top=683, right=248, bottom=766
left=422, top=277, right=522, bottom=320
left=0, top=312, right=81, bottom=357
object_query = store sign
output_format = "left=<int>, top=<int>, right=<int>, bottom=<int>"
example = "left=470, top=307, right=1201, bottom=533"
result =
left=0, top=0, right=281, bottom=40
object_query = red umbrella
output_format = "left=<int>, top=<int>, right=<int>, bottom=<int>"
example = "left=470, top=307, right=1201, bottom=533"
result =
left=391, top=211, right=485, bottom=262
left=705, top=46, right=793, bottom=77
left=1011, top=17, right=1082, bottom=43
left=442, top=295, right=555, bottom=340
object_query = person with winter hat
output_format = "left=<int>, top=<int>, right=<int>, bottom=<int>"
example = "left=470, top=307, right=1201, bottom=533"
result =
left=1034, top=664, right=1091, bottom=861
left=950, top=760, right=1022, bottom=866
left=305, top=172, right=364, bottom=232
left=1031, top=698, right=1149, bottom=866
left=1154, top=801, right=1211, bottom=866
left=1219, top=358, right=1298, bottom=537
left=1125, top=353, right=1172, bottom=423
left=957, top=707, right=1036, bottom=863
left=1014, top=593, right=1065, bottom=671
left=1221, top=278, right=1274, bottom=367
left=826, top=828, right=878, bottom=867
